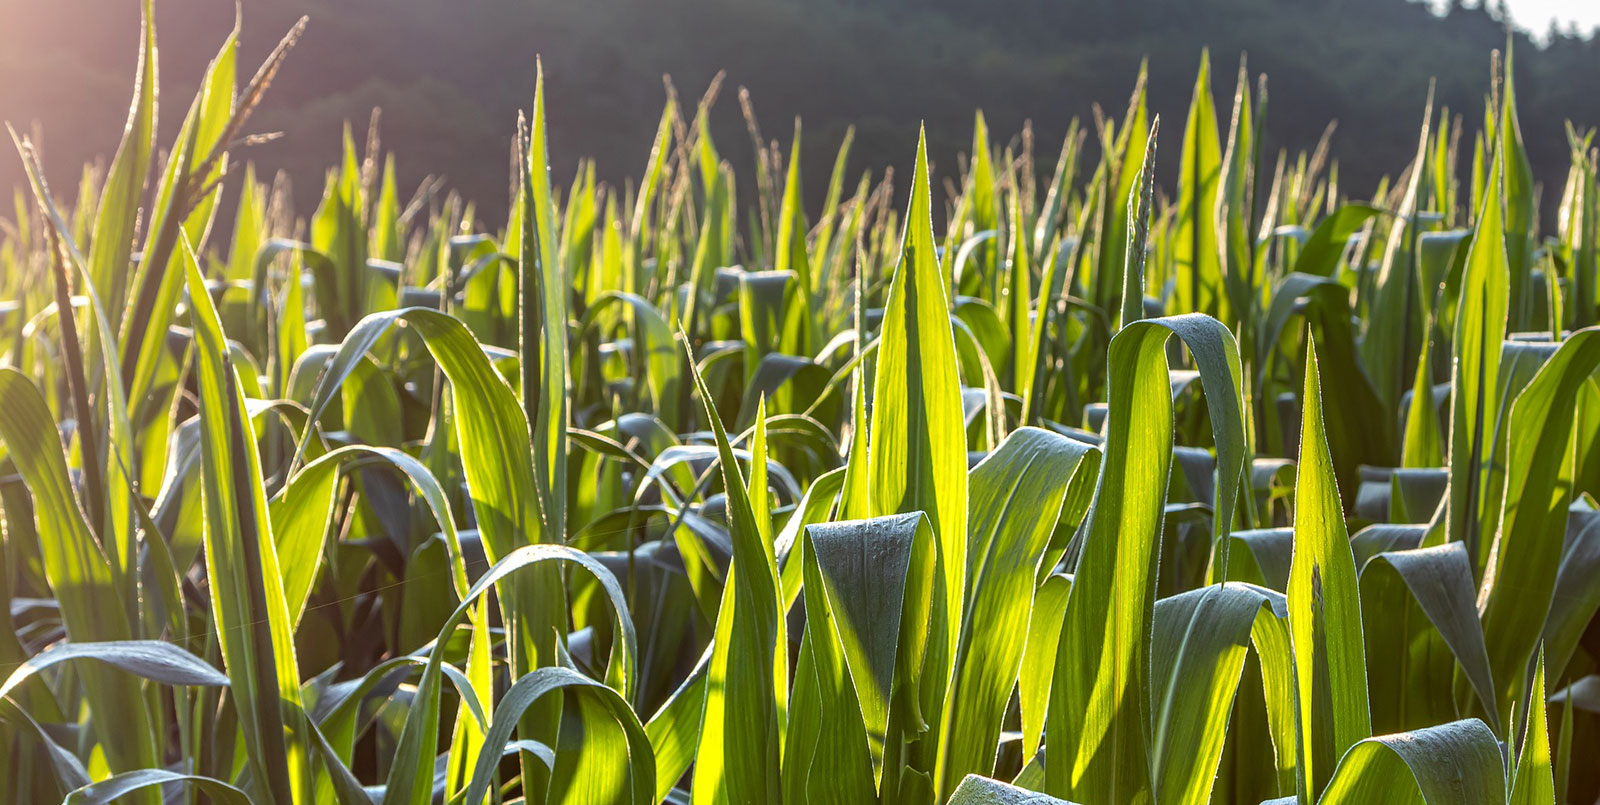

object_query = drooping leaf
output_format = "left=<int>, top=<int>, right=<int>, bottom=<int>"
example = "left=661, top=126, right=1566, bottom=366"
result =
left=1046, top=314, right=1246, bottom=803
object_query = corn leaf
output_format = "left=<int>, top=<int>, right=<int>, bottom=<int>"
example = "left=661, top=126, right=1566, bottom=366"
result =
left=1287, top=338, right=1371, bottom=801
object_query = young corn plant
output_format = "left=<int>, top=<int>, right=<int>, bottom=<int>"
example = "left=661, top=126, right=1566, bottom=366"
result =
left=3, top=6, right=1599, bottom=805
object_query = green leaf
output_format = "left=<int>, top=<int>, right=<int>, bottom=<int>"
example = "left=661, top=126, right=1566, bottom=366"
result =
left=120, top=21, right=236, bottom=433
left=464, top=667, right=654, bottom=805
left=87, top=0, right=157, bottom=320
left=63, top=771, right=250, bottom=805
left=1318, top=719, right=1504, bottom=805
left=310, top=127, right=367, bottom=337
left=1, top=639, right=227, bottom=699
left=577, top=291, right=681, bottom=423
left=1290, top=204, right=1382, bottom=279
left=1543, top=511, right=1600, bottom=682
left=1509, top=651, right=1554, bottom=805
left=790, top=512, right=930, bottom=800
left=775, top=120, right=816, bottom=354
left=383, top=542, right=636, bottom=805
left=0, top=370, right=160, bottom=779
left=1446, top=136, right=1510, bottom=572
left=520, top=62, right=571, bottom=543
left=1401, top=329, right=1444, bottom=468
left=185, top=239, right=307, bottom=804
left=870, top=127, right=968, bottom=742
left=1362, top=88, right=1432, bottom=415
left=1357, top=544, right=1500, bottom=734
left=1287, top=338, right=1371, bottom=802
left=645, top=652, right=710, bottom=803
left=1500, top=45, right=1538, bottom=331
left=8, top=135, right=143, bottom=638
left=1096, top=66, right=1150, bottom=319
left=949, top=774, right=1081, bottom=804
left=1173, top=50, right=1223, bottom=319
left=1215, top=58, right=1256, bottom=329
left=1480, top=327, right=1600, bottom=722
left=1046, top=314, right=1246, bottom=803
left=0, top=702, right=91, bottom=793
left=936, top=427, right=1100, bottom=795
left=274, top=445, right=470, bottom=627
left=1119, top=117, right=1160, bottom=330
left=1019, top=233, right=1064, bottom=424
left=1150, top=583, right=1288, bottom=805
left=297, top=308, right=565, bottom=702
left=687, top=351, right=785, bottom=804
left=1019, top=572, right=1071, bottom=762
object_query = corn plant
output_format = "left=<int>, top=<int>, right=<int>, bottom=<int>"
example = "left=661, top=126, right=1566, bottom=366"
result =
left=2, top=6, right=1599, bottom=805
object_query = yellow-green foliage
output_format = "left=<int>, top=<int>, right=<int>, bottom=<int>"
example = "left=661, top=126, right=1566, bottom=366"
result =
left=3, top=9, right=1599, bottom=805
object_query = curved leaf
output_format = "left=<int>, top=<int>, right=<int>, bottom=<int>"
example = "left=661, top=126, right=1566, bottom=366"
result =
left=1319, top=719, right=1504, bottom=805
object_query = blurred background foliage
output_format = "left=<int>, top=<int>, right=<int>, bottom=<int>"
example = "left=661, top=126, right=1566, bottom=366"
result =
left=3, top=0, right=1598, bottom=222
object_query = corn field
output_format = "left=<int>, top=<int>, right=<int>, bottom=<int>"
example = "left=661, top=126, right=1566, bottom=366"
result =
left=3, top=5, right=1600, bottom=804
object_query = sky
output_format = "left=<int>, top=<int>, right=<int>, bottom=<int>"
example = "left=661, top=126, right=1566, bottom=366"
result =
left=1505, top=0, right=1600, bottom=36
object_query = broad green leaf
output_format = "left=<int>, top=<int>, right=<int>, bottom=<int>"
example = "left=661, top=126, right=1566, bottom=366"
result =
left=296, top=307, right=565, bottom=710
left=1150, top=583, right=1287, bottom=805
left=1357, top=544, right=1500, bottom=734
left=0, top=698, right=91, bottom=795
left=792, top=512, right=930, bottom=800
left=775, top=465, right=847, bottom=609
left=9, top=138, right=143, bottom=632
left=1046, top=313, right=1246, bottom=803
left=1318, top=719, right=1504, bottom=805
left=1543, top=510, right=1600, bottom=682
left=579, top=291, right=682, bottom=422
left=870, top=127, right=968, bottom=742
left=1480, top=327, right=1600, bottom=721
left=645, top=652, right=710, bottom=803
left=1290, top=204, right=1382, bottom=279
left=1, top=639, right=227, bottom=699
left=936, top=427, right=1100, bottom=795
left=274, top=445, right=470, bottom=626
left=1288, top=339, right=1371, bottom=801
